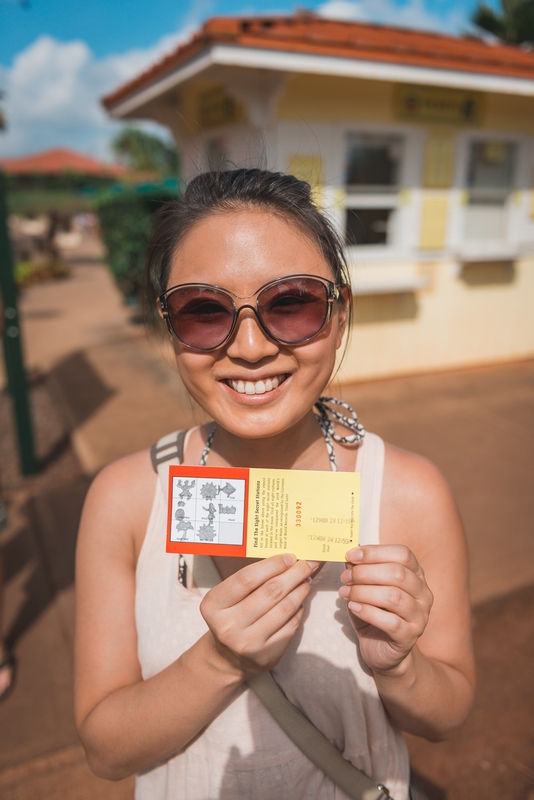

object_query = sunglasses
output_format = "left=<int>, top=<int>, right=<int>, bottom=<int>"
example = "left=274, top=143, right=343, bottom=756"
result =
left=159, top=274, right=341, bottom=351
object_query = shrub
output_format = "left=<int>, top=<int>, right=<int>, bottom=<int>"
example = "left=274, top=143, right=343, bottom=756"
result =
left=15, top=259, right=70, bottom=288
left=94, top=184, right=177, bottom=301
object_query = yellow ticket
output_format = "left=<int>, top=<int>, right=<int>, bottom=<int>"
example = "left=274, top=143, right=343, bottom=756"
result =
left=166, top=464, right=359, bottom=562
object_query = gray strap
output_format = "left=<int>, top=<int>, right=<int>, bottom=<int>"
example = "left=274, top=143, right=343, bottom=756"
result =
left=247, top=672, right=390, bottom=800
left=150, top=429, right=391, bottom=800
left=151, top=429, right=186, bottom=474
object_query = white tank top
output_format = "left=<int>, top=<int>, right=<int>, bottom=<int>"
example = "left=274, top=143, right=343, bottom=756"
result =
left=135, top=431, right=410, bottom=800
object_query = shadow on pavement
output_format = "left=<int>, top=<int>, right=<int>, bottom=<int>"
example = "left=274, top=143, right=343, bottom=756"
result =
left=47, top=350, right=114, bottom=429
left=4, top=479, right=90, bottom=650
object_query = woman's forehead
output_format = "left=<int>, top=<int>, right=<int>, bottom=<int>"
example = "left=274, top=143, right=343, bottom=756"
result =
left=168, top=208, right=332, bottom=288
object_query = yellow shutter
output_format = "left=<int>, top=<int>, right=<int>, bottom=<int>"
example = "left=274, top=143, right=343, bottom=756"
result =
left=287, top=156, right=323, bottom=207
left=419, top=196, right=449, bottom=250
left=423, top=131, right=455, bottom=189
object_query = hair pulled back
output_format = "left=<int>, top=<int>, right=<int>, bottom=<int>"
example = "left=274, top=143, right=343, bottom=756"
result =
left=145, top=168, right=352, bottom=316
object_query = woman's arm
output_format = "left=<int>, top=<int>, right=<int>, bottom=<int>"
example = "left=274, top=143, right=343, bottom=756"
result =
left=75, top=454, right=315, bottom=780
left=340, top=445, right=475, bottom=741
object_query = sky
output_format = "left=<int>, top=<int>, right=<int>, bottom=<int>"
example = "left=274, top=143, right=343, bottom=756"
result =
left=0, top=0, right=500, bottom=160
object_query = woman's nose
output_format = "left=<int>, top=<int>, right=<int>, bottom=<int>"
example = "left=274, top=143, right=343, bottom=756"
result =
left=225, top=307, right=279, bottom=362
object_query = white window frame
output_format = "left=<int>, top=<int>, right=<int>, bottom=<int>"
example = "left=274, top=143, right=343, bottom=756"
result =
left=335, top=122, right=422, bottom=262
left=450, top=130, right=528, bottom=261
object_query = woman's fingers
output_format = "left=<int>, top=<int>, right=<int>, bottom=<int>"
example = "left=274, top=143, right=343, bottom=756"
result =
left=222, top=560, right=314, bottom=630
left=345, top=545, right=423, bottom=576
left=338, top=545, right=434, bottom=660
left=345, top=601, right=416, bottom=643
left=200, top=556, right=318, bottom=673
left=251, top=579, right=312, bottom=640
left=340, top=562, right=426, bottom=600
left=340, top=583, right=427, bottom=626
left=218, top=554, right=299, bottom=607
left=206, top=557, right=314, bottom=627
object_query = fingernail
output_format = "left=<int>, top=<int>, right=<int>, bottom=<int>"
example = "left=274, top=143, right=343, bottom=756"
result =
left=338, top=585, right=350, bottom=598
left=346, top=548, right=363, bottom=562
left=349, top=601, right=362, bottom=613
left=340, top=569, right=352, bottom=584
left=307, top=560, right=320, bottom=570
left=283, top=553, right=296, bottom=566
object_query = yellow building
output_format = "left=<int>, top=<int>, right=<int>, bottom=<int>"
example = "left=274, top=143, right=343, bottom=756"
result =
left=103, top=13, right=534, bottom=381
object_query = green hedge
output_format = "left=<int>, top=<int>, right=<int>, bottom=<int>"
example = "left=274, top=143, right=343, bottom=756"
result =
left=15, top=259, right=70, bottom=288
left=95, top=183, right=177, bottom=300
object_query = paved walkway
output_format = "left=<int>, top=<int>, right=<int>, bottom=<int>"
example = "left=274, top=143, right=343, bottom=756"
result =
left=0, top=244, right=532, bottom=799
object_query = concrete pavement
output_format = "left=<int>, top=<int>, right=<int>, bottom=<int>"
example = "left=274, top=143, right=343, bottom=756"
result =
left=0, top=243, right=533, bottom=799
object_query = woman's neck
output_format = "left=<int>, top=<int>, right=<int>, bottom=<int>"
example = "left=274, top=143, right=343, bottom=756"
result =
left=205, top=411, right=332, bottom=472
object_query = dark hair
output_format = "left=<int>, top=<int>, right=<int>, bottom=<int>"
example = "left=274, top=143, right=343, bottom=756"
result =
left=145, top=169, right=352, bottom=324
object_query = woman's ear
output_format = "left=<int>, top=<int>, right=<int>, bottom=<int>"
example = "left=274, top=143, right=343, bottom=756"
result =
left=157, top=297, right=165, bottom=320
left=335, top=284, right=351, bottom=349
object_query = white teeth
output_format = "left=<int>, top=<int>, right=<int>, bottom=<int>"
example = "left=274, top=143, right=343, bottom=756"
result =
left=229, top=376, right=285, bottom=395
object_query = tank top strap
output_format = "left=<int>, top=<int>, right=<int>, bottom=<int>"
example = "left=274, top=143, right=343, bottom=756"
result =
left=355, top=432, right=385, bottom=546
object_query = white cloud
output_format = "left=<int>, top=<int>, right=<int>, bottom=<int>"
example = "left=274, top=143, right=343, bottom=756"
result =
left=317, top=0, right=468, bottom=35
left=0, top=22, right=197, bottom=159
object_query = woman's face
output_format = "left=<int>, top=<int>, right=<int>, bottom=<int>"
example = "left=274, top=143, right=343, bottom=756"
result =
left=166, top=209, right=348, bottom=440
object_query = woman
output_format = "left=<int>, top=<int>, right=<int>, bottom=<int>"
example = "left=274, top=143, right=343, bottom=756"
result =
left=75, top=169, right=475, bottom=800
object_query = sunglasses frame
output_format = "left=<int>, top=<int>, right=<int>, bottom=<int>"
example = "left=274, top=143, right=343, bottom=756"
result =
left=159, top=274, right=341, bottom=351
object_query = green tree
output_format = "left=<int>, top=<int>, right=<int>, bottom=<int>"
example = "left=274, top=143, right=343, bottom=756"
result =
left=111, top=126, right=178, bottom=176
left=472, top=0, right=534, bottom=45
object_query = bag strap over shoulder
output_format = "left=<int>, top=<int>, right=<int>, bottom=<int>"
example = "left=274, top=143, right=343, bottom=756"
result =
left=150, top=430, right=392, bottom=800
left=247, top=672, right=390, bottom=800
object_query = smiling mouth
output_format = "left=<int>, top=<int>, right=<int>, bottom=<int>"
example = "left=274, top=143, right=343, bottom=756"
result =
left=226, top=375, right=288, bottom=395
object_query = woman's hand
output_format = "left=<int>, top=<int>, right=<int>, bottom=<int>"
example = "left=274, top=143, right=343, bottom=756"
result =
left=200, top=554, right=317, bottom=677
left=339, top=545, right=434, bottom=674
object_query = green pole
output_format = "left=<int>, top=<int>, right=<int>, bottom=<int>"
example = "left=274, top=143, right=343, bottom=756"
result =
left=0, top=170, right=37, bottom=475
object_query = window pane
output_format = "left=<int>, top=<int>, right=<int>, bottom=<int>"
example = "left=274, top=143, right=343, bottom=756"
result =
left=345, top=208, right=393, bottom=246
left=467, top=141, right=515, bottom=204
left=346, top=134, right=403, bottom=188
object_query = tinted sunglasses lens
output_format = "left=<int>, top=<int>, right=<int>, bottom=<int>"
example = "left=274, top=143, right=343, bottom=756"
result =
left=259, top=278, right=329, bottom=343
left=166, top=286, right=235, bottom=349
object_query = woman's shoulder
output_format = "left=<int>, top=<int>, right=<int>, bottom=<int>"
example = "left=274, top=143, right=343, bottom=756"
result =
left=78, top=449, right=157, bottom=561
left=380, top=440, right=463, bottom=553
left=382, top=440, right=452, bottom=500
left=88, top=448, right=156, bottom=503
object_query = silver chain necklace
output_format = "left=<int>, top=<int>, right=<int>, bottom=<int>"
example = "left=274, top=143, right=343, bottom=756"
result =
left=198, top=396, right=365, bottom=472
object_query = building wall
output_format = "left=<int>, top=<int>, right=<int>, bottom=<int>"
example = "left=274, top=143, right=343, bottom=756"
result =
left=277, top=73, right=534, bottom=134
left=337, top=256, right=534, bottom=381
left=272, top=74, right=534, bottom=379
left=167, top=71, right=534, bottom=380
left=278, top=75, right=395, bottom=123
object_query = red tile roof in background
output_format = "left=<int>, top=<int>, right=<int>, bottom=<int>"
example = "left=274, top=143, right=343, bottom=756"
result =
left=103, top=13, right=534, bottom=111
left=0, top=147, right=125, bottom=177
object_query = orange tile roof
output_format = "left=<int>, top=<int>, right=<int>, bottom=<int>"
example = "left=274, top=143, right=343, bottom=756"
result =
left=103, top=13, right=534, bottom=112
left=0, top=147, right=125, bottom=177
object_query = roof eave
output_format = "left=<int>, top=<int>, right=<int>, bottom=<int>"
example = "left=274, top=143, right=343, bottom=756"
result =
left=106, top=42, right=534, bottom=119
